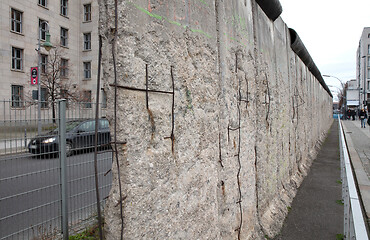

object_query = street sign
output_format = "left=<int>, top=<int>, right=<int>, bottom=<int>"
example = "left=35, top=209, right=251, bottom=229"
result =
left=31, top=67, right=38, bottom=85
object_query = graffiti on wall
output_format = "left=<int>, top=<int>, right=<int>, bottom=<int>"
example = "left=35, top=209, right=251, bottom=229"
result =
left=129, top=0, right=253, bottom=50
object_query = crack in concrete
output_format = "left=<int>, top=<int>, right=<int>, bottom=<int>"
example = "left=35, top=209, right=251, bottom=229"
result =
left=236, top=57, right=243, bottom=240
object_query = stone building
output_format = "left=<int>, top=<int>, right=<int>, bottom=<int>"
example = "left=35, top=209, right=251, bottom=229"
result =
left=0, top=0, right=103, bottom=113
left=357, top=27, right=370, bottom=109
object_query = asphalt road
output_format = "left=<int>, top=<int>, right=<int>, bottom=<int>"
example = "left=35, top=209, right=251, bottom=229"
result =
left=0, top=150, right=113, bottom=239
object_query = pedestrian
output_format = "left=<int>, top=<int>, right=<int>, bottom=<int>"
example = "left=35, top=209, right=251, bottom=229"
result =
left=359, top=108, right=367, bottom=128
left=347, top=109, right=351, bottom=120
left=352, top=110, right=356, bottom=121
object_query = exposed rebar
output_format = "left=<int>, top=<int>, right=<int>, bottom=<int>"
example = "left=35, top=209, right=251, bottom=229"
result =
left=93, top=34, right=104, bottom=240
left=170, top=66, right=175, bottom=154
left=112, top=0, right=124, bottom=239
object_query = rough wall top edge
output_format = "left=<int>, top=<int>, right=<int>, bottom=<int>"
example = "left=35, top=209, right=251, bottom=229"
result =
left=289, top=28, right=333, bottom=98
left=255, top=0, right=283, bottom=21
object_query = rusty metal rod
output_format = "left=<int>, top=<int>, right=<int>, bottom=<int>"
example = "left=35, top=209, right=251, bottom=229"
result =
left=109, top=83, right=174, bottom=95
left=93, top=34, right=104, bottom=240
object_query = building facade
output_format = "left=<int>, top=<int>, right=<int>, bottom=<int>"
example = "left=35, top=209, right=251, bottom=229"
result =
left=357, top=27, right=370, bottom=109
left=345, top=79, right=360, bottom=110
left=0, top=0, right=103, bottom=113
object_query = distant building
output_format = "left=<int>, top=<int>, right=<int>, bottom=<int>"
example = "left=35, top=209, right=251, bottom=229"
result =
left=345, top=79, right=360, bottom=110
left=0, top=0, right=104, bottom=111
left=333, top=101, right=339, bottom=110
left=357, top=27, right=370, bottom=109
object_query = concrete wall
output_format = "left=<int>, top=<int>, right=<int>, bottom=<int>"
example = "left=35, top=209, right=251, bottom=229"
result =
left=99, top=0, right=333, bottom=239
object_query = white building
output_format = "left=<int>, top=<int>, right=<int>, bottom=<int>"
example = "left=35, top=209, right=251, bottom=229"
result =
left=357, top=27, right=370, bottom=109
left=0, top=0, right=103, bottom=113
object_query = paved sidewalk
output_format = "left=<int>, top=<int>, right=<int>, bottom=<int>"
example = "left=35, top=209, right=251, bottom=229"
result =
left=274, top=120, right=343, bottom=239
left=342, top=120, right=370, bottom=178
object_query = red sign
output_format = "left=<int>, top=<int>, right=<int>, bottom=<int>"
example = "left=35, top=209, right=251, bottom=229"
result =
left=31, top=67, right=38, bottom=85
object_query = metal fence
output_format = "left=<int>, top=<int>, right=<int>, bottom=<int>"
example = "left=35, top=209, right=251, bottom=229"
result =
left=0, top=100, right=112, bottom=239
left=338, top=118, right=369, bottom=239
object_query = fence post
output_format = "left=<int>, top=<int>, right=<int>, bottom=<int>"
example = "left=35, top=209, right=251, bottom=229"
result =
left=24, top=128, right=27, bottom=148
left=58, top=99, right=68, bottom=240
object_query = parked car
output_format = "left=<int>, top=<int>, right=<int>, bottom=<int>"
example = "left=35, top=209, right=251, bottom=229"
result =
left=28, top=118, right=111, bottom=156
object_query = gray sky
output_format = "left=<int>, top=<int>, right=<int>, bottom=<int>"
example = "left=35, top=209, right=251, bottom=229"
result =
left=279, top=0, right=370, bottom=98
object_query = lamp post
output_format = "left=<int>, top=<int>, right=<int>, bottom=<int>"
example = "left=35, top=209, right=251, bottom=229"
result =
left=328, top=85, right=343, bottom=109
left=328, top=84, right=342, bottom=93
left=323, top=74, right=345, bottom=88
left=37, top=21, right=53, bottom=135
left=323, top=75, right=347, bottom=115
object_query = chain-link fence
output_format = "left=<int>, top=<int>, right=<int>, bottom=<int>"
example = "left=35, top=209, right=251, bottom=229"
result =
left=0, top=100, right=112, bottom=239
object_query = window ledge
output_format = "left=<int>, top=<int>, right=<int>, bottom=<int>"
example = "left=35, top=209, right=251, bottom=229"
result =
left=83, top=49, right=92, bottom=52
left=83, top=78, right=92, bottom=81
left=10, top=31, right=24, bottom=36
left=11, top=69, right=24, bottom=73
left=37, top=4, right=49, bottom=10
left=83, top=20, right=92, bottom=23
left=60, top=14, right=69, bottom=19
left=60, top=45, right=69, bottom=49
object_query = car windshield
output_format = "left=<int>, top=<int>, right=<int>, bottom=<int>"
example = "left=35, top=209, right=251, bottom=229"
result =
left=51, top=121, right=83, bottom=133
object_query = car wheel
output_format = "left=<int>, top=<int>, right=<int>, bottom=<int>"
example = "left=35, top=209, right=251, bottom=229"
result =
left=66, top=141, right=74, bottom=157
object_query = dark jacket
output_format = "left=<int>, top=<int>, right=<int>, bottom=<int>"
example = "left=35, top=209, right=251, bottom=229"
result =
left=359, top=110, right=367, bottom=119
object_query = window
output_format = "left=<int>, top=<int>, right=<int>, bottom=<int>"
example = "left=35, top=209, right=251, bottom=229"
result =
left=368, top=33, right=370, bottom=38
left=60, top=27, right=68, bottom=47
left=83, top=61, right=91, bottom=79
left=11, top=47, right=23, bottom=70
left=99, top=119, right=109, bottom=129
left=368, top=68, right=370, bottom=79
left=83, top=33, right=91, bottom=50
left=79, top=120, right=95, bottom=132
left=41, top=54, right=48, bottom=74
left=84, top=4, right=91, bottom=22
left=41, top=87, right=48, bottom=108
left=82, top=90, right=92, bottom=108
left=39, top=19, right=48, bottom=41
left=368, top=45, right=370, bottom=55
left=61, top=0, right=68, bottom=16
left=60, top=58, right=68, bottom=77
left=11, top=8, right=22, bottom=33
left=102, top=90, right=107, bottom=108
left=11, top=85, right=23, bottom=107
left=38, top=0, right=47, bottom=7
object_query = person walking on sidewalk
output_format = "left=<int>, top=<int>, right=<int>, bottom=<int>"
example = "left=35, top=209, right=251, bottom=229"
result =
left=359, top=108, right=367, bottom=128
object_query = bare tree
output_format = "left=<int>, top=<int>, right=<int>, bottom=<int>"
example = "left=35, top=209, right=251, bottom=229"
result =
left=40, top=46, right=81, bottom=122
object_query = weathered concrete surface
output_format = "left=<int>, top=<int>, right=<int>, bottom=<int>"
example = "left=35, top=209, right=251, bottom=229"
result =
left=99, top=0, right=333, bottom=239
